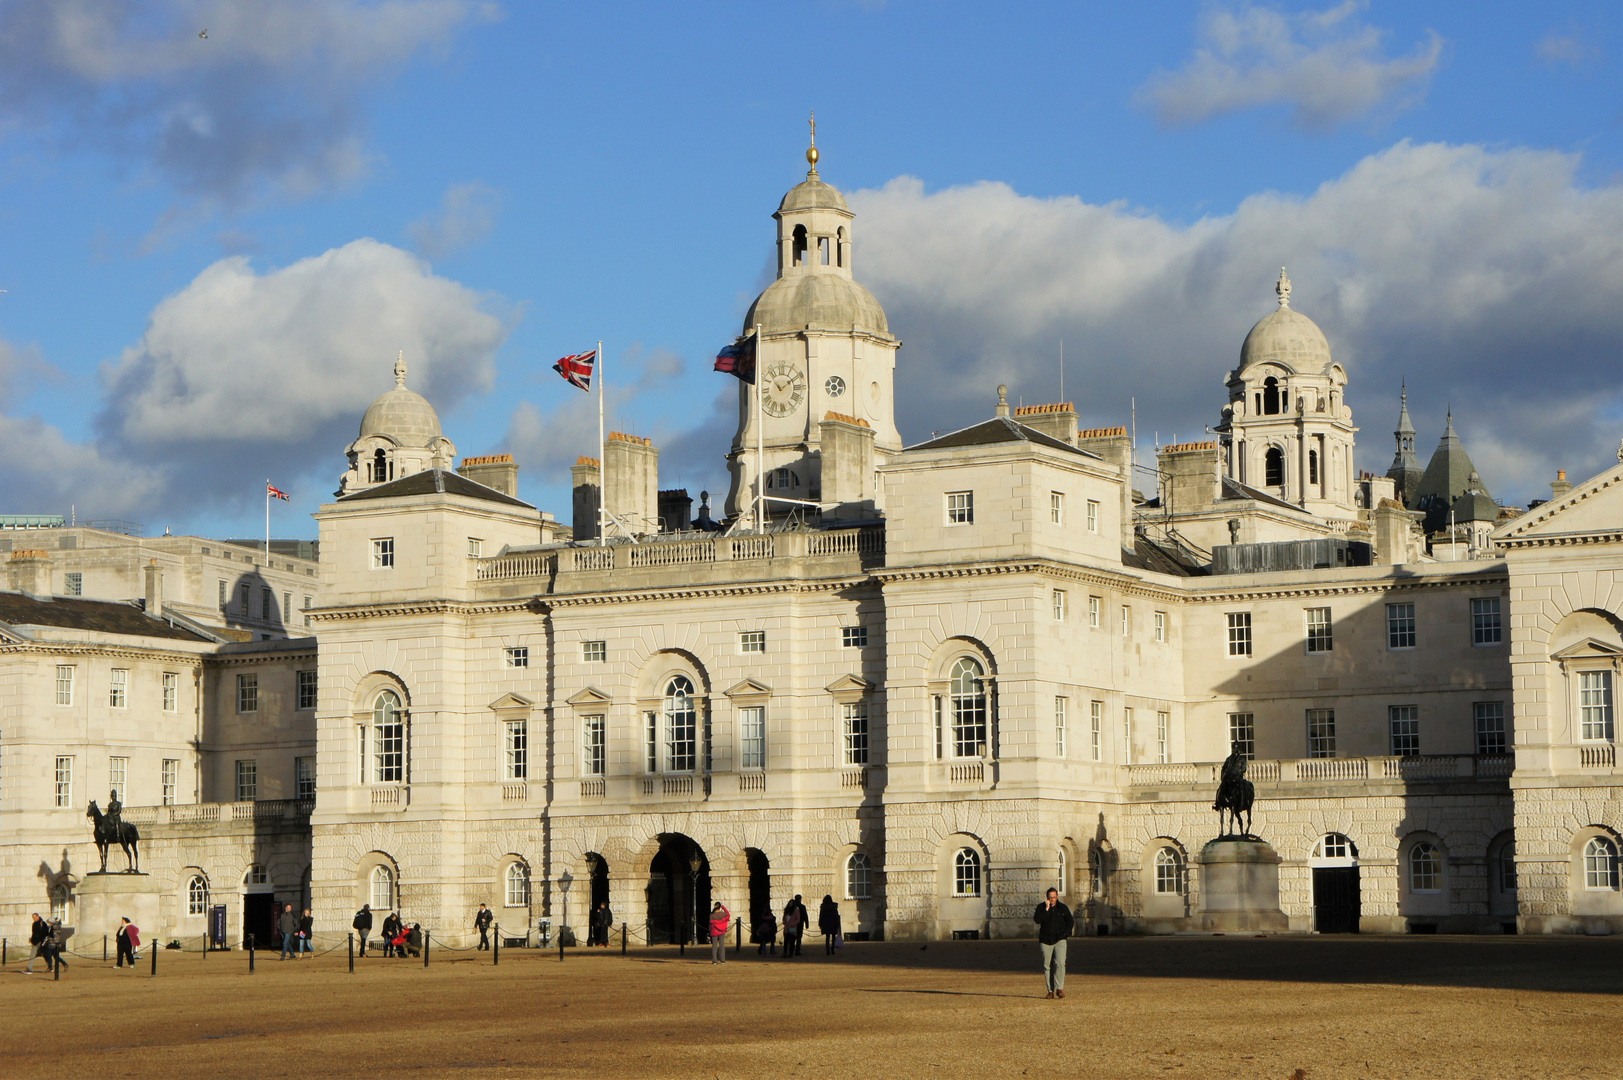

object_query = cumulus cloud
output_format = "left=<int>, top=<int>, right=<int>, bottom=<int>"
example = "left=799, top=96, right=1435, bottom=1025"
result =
left=1536, top=26, right=1600, bottom=67
left=849, top=141, right=1623, bottom=506
left=409, top=181, right=501, bottom=259
left=1139, top=1, right=1442, bottom=129
left=0, top=0, right=499, bottom=206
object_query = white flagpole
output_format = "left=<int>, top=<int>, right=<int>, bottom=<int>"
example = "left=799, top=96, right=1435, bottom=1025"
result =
left=264, top=480, right=270, bottom=556
left=755, top=323, right=764, bottom=530
left=597, top=340, right=606, bottom=545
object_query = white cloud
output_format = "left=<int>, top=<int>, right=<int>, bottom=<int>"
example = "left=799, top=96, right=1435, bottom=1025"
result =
left=1139, top=2, right=1442, bottom=129
left=0, top=0, right=500, bottom=206
left=849, top=141, right=1623, bottom=507
left=409, top=181, right=502, bottom=259
left=1536, top=26, right=1600, bottom=67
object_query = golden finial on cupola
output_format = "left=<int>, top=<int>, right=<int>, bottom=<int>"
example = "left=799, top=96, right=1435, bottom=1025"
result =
left=806, top=110, right=819, bottom=175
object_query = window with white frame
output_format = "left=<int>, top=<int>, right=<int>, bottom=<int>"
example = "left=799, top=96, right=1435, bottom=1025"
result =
left=218, top=580, right=227, bottom=608
left=1389, top=705, right=1420, bottom=757
left=65, top=571, right=82, bottom=596
left=56, top=665, right=74, bottom=706
left=582, top=715, right=606, bottom=777
left=1580, top=671, right=1614, bottom=741
left=1315, top=833, right=1355, bottom=860
left=370, top=865, right=393, bottom=911
left=237, top=673, right=258, bottom=713
left=1086, top=499, right=1099, bottom=533
left=843, top=702, right=869, bottom=766
left=739, top=706, right=766, bottom=770
left=505, top=646, right=529, bottom=668
left=645, top=710, right=657, bottom=773
left=1154, top=611, right=1167, bottom=643
left=949, top=657, right=988, bottom=758
left=1583, top=836, right=1619, bottom=890
left=247, top=864, right=268, bottom=886
left=235, top=759, right=257, bottom=802
left=373, top=690, right=404, bottom=783
left=1409, top=842, right=1441, bottom=892
left=108, top=756, right=128, bottom=801
left=161, top=758, right=178, bottom=806
left=1474, top=702, right=1507, bottom=755
left=1499, top=843, right=1517, bottom=893
left=505, top=862, right=531, bottom=906
left=1050, top=491, right=1064, bottom=524
left=946, top=491, right=973, bottom=525
left=1387, top=603, right=1416, bottom=649
left=1090, top=701, right=1103, bottom=761
left=663, top=676, right=698, bottom=772
left=297, top=670, right=317, bottom=710
left=187, top=875, right=209, bottom=916
left=239, top=583, right=250, bottom=616
left=1226, top=612, right=1252, bottom=657
left=109, top=668, right=127, bottom=708
left=1057, top=848, right=1069, bottom=896
left=846, top=852, right=873, bottom=900
left=505, top=720, right=528, bottom=780
left=1471, top=597, right=1502, bottom=645
left=261, top=588, right=273, bottom=620
left=841, top=626, right=867, bottom=648
left=1120, top=605, right=1131, bottom=638
left=1307, top=708, right=1336, bottom=758
left=282, top=592, right=292, bottom=621
left=1156, top=711, right=1170, bottom=764
left=467, top=537, right=484, bottom=558
left=296, top=757, right=315, bottom=800
left=1052, top=589, right=1067, bottom=622
left=1054, top=696, right=1067, bottom=757
left=162, top=671, right=178, bottom=712
left=1229, top=713, right=1255, bottom=760
left=953, top=848, right=982, bottom=896
left=1088, top=596, right=1101, bottom=629
left=739, top=631, right=765, bottom=654
left=1154, top=847, right=1184, bottom=895
left=1123, top=708, right=1134, bottom=765
left=581, top=640, right=607, bottom=663
left=303, top=596, right=312, bottom=629
left=370, top=538, right=394, bottom=569
left=1305, top=607, right=1333, bottom=653
left=54, top=756, right=73, bottom=807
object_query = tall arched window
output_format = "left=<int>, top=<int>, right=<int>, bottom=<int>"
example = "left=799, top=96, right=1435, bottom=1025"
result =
left=663, top=676, right=697, bottom=772
left=1584, top=836, right=1619, bottom=890
left=846, top=852, right=872, bottom=900
left=505, top=861, right=531, bottom=907
left=187, top=874, right=209, bottom=916
left=949, top=657, right=988, bottom=758
left=1154, top=847, right=1185, bottom=895
left=371, top=448, right=387, bottom=483
left=953, top=848, right=982, bottom=897
left=1309, top=449, right=1319, bottom=486
left=1057, top=848, right=1068, bottom=897
left=792, top=224, right=807, bottom=267
left=1499, top=843, right=1517, bottom=893
left=51, top=884, right=72, bottom=922
left=1409, top=842, right=1441, bottom=893
left=1262, top=377, right=1281, bottom=415
left=1264, top=446, right=1284, bottom=488
left=373, top=690, right=404, bottom=783
left=370, top=864, right=394, bottom=910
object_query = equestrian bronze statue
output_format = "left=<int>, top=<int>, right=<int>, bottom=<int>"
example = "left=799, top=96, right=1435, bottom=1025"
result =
left=1213, top=751, right=1255, bottom=838
left=87, top=796, right=141, bottom=873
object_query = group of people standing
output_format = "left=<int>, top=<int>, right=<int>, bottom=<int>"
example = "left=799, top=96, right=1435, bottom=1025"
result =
left=22, top=913, right=142, bottom=975
left=277, top=904, right=315, bottom=959
left=349, top=903, right=421, bottom=958
left=750, top=894, right=844, bottom=958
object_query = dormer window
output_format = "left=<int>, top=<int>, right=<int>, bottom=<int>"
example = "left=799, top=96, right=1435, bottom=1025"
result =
left=792, top=224, right=807, bottom=266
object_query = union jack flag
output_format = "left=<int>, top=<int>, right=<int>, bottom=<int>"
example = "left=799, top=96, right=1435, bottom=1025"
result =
left=553, top=350, right=597, bottom=392
left=267, top=483, right=290, bottom=501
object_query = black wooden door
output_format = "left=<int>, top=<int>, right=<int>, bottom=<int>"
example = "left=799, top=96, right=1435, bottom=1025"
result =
left=1313, top=867, right=1360, bottom=933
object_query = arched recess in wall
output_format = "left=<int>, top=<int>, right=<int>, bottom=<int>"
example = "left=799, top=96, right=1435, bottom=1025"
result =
left=357, top=851, right=400, bottom=912
left=1487, top=830, right=1517, bottom=921
left=926, top=637, right=997, bottom=762
left=936, top=832, right=991, bottom=939
left=635, top=649, right=712, bottom=776
left=1570, top=825, right=1623, bottom=918
left=1546, top=609, right=1623, bottom=747
left=1140, top=837, right=1189, bottom=922
left=1397, top=832, right=1449, bottom=924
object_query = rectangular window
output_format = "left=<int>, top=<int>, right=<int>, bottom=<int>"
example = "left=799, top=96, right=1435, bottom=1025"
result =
left=1120, top=605, right=1131, bottom=637
left=296, top=757, right=316, bottom=800
left=162, top=671, right=178, bottom=712
left=54, top=756, right=73, bottom=807
left=108, top=756, right=128, bottom=801
left=237, top=673, right=259, bottom=714
left=261, top=588, right=273, bottom=620
left=842, top=626, right=868, bottom=648
left=161, top=758, right=178, bottom=806
left=1050, top=491, right=1065, bottom=524
left=581, top=640, right=607, bottom=663
left=505, top=720, right=528, bottom=780
left=739, top=631, right=766, bottom=654
left=1226, top=612, right=1252, bottom=656
left=666, top=702, right=697, bottom=773
left=297, top=670, right=317, bottom=711
left=933, top=696, right=943, bottom=760
left=303, top=596, right=312, bottom=629
left=1305, top=607, right=1333, bottom=653
left=1052, top=590, right=1067, bottom=622
left=1389, top=705, right=1420, bottom=757
left=1229, top=713, right=1255, bottom=760
left=108, top=668, right=128, bottom=708
left=952, top=686, right=988, bottom=759
left=1307, top=708, right=1337, bottom=758
left=1472, top=597, right=1502, bottom=645
left=740, top=706, right=766, bottom=770
left=218, top=580, right=227, bottom=608
left=1055, top=696, right=1068, bottom=757
left=1474, top=702, right=1507, bottom=755
left=1090, top=701, right=1103, bottom=761
left=374, top=720, right=404, bottom=783
left=505, top=646, right=529, bottom=668
left=283, top=592, right=292, bottom=621
left=239, top=583, right=251, bottom=616
left=1156, top=711, right=1170, bottom=764
left=235, top=759, right=257, bottom=802
left=1088, top=596, right=1101, bottom=629
left=56, top=665, right=75, bottom=706
left=1580, top=672, right=1615, bottom=741
left=583, top=715, right=606, bottom=777
left=468, top=537, right=484, bottom=558
left=1122, top=707, right=1134, bottom=765
left=1086, top=499, right=1100, bottom=534
left=839, top=701, right=869, bottom=766
left=371, top=538, right=395, bottom=569
left=1387, top=603, right=1416, bottom=649
left=946, top=491, right=974, bottom=525
left=1154, top=611, right=1167, bottom=644
left=64, top=571, right=82, bottom=596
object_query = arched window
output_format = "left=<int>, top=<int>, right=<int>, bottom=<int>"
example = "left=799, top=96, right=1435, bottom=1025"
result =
left=792, top=224, right=807, bottom=267
left=1264, top=446, right=1284, bottom=488
left=1154, top=847, right=1184, bottom=895
left=370, top=865, right=394, bottom=910
left=949, top=657, right=988, bottom=758
left=246, top=864, right=268, bottom=885
left=371, top=448, right=387, bottom=483
left=505, top=862, right=531, bottom=907
left=1409, top=842, right=1441, bottom=893
left=663, top=675, right=697, bottom=772
left=1314, top=833, right=1357, bottom=861
left=187, top=875, right=209, bottom=916
left=1309, top=449, right=1319, bottom=486
left=768, top=468, right=799, bottom=490
left=1499, top=843, right=1517, bottom=892
left=1584, top=836, right=1619, bottom=890
left=846, top=852, right=872, bottom=900
left=372, top=690, right=404, bottom=783
left=953, top=848, right=982, bottom=897
left=51, top=884, right=72, bottom=922
left=836, top=227, right=846, bottom=267
left=1262, top=377, right=1280, bottom=415
left=1057, top=848, right=1068, bottom=897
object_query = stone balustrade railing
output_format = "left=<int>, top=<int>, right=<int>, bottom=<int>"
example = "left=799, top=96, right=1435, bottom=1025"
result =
left=119, top=799, right=314, bottom=827
left=1125, top=754, right=1514, bottom=788
left=475, top=525, right=884, bottom=582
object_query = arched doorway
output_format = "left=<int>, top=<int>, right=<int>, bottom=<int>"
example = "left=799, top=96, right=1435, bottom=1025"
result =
left=745, top=848, right=771, bottom=941
left=647, top=835, right=710, bottom=945
left=1311, top=833, right=1361, bottom=933
left=586, top=853, right=611, bottom=943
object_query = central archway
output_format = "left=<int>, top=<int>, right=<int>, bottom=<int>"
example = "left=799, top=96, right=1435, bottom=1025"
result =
left=647, top=834, right=711, bottom=945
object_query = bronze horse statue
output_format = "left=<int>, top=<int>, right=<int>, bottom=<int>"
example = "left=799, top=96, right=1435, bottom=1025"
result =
left=1213, top=751, right=1255, bottom=838
left=87, top=800, right=140, bottom=873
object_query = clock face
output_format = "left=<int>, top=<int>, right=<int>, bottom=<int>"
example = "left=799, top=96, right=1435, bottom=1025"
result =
left=761, top=363, right=806, bottom=418
left=824, top=375, right=846, bottom=398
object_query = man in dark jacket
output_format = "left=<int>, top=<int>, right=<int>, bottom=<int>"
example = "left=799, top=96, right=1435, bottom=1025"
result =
left=25, top=913, right=50, bottom=973
left=1033, top=888, right=1074, bottom=999
left=381, top=912, right=401, bottom=958
left=298, top=909, right=315, bottom=955
left=474, top=904, right=493, bottom=949
left=279, top=903, right=300, bottom=960
left=353, top=905, right=373, bottom=956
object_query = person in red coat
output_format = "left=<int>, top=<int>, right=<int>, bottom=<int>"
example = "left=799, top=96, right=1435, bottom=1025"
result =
left=707, top=902, right=730, bottom=965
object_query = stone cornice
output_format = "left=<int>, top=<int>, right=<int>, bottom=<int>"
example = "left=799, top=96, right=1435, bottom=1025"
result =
left=0, top=640, right=207, bottom=665
left=1185, top=570, right=1509, bottom=604
left=545, top=576, right=872, bottom=607
left=204, top=649, right=317, bottom=667
left=1496, top=529, right=1623, bottom=550
left=311, top=599, right=539, bottom=622
left=875, top=559, right=1186, bottom=603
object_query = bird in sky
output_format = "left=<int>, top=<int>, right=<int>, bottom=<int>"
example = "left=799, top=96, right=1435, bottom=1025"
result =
left=199, top=29, right=207, bottom=39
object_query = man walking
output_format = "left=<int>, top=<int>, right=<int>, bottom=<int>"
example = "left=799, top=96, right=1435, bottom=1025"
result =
left=279, top=903, right=300, bottom=960
left=44, top=918, right=68, bottom=975
left=24, top=913, right=49, bottom=973
left=475, top=903, right=494, bottom=950
left=299, top=908, right=315, bottom=955
left=1033, top=887, right=1074, bottom=999
left=353, top=904, right=373, bottom=956
left=115, top=917, right=140, bottom=969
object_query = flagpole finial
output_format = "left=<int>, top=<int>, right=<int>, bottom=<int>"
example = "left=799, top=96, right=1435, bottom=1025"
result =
left=394, top=350, right=407, bottom=387
left=806, top=110, right=819, bottom=175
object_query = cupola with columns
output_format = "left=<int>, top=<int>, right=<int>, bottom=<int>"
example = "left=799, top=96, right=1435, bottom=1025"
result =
left=337, top=352, right=458, bottom=496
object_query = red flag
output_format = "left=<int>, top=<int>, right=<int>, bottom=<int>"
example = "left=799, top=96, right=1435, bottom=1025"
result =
left=553, top=350, right=597, bottom=392
left=267, top=484, right=290, bottom=501
left=713, top=333, right=757, bottom=385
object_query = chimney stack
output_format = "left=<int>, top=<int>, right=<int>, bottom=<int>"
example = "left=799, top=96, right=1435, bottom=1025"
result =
left=8, top=550, right=50, bottom=596
left=1551, top=469, right=1572, bottom=501
left=144, top=558, right=163, bottom=618
left=818, top=412, right=877, bottom=520
left=572, top=456, right=601, bottom=542
left=603, top=432, right=659, bottom=536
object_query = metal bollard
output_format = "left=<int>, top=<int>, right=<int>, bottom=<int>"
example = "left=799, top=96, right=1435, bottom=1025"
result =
left=735, top=917, right=742, bottom=954
left=150, top=941, right=157, bottom=977
left=348, top=932, right=354, bottom=974
left=248, top=933, right=256, bottom=973
left=493, top=928, right=499, bottom=966
left=621, top=923, right=627, bottom=956
left=559, top=934, right=564, bottom=962
left=54, top=952, right=60, bottom=981
left=104, top=935, right=108, bottom=962
left=3, top=938, right=7, bottom=966
left=424, top=931, right=431, bottom=968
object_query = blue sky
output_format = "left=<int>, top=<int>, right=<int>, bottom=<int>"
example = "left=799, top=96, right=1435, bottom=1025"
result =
left=2, top=1, right=1622, bottom=538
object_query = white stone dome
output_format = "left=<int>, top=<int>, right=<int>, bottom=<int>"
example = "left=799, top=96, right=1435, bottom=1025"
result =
left=358, top=355, right=442, bottom=446
left=1239, top=306, right=1333, bottom=373
left=778, top=176, right=849, bottom=214
left=744, top=273, right=890, bottom=337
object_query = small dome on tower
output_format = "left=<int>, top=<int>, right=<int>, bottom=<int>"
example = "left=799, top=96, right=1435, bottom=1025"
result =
left=359, top=352, right=443, bottom=446
left=778, top=178, right=849, bottom=214
left=745, top=274, right=890, bottom=337
left=1239, top=268, right=1333, bottom=374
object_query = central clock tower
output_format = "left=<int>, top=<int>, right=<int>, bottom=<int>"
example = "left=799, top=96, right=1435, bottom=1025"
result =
left=723, top=129, right=902, bottom=521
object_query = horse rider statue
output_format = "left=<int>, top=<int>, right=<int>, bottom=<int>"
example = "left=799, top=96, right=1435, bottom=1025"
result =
left=87, top=793, right=141, bottom=873
left=1213, top=750, right=1256, bottom=838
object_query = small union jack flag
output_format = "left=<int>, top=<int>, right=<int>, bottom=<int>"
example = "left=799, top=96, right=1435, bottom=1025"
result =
left=553, top=350, right=597, bottom=392
left=267, top=483, right=290, bottom=501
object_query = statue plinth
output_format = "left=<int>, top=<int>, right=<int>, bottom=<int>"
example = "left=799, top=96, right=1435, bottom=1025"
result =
left=75, top=871, right=166, bottom=940
left=1195, top=837, right=1289, bottom=933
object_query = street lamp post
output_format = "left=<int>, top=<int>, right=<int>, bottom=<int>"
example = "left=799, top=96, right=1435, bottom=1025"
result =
left=559, top=870, right=574, bottom=947
left=687, top=850, right=703, bottom=947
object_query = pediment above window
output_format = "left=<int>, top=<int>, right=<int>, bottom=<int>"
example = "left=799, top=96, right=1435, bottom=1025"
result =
left=565, top=686, right=613, bottom=710
left=1552, top=638, right=1623, bottom=673
left=724, top=677, right=774, bottom=701
left=825, top=674, right=872, bottom=703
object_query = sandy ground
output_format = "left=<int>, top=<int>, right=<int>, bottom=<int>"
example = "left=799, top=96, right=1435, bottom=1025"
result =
left=1, top=934, right=1619, bottom=1079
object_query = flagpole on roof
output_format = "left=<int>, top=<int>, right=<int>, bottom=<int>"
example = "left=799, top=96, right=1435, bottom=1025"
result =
left=265, top=479, right=270, bottom=556
left=755, top=323, right=764, bottom=531
left=597, top=339, right=606, bottom=546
